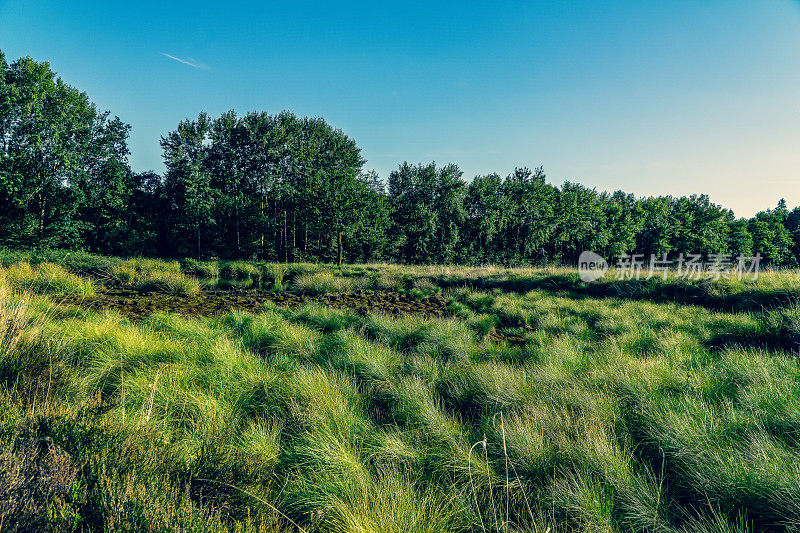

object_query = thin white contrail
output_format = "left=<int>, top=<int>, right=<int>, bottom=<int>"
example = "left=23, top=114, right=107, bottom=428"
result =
left=159, top=52, right=209, bottom=70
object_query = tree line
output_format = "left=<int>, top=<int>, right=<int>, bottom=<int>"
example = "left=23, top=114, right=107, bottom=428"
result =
left=2, top=52, right=799, bottom=265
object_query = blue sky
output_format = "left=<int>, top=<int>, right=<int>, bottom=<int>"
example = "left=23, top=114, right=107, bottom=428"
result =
left=2, top=0, right=799, bottom=217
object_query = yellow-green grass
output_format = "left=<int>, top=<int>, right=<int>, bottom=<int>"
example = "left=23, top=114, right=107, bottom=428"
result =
left=219, top=260, right=262, bottom=281
left=106, top=258, right=201, bottom=295
left=0, top=262, right=94, bottom=296
left=294, top=271, right=370, bottom=294
left=181, top=258, right=221, bottom=278
left=133, top=270, right=201, bottom=295
left=22, top=249, right=798, bottom=311
left=2, top=271, right=800, bottom=531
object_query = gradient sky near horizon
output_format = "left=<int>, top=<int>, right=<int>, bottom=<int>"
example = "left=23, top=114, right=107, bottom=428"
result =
left=2, top=0, right=799, bottom=217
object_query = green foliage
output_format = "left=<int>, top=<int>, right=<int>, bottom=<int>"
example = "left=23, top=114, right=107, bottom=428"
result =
left=749, top=200, right=794, bottom=265
left=3, top=56, right=800, bottom=265
left=388, top=162, right=466, bottom=264
left=0, top=55, right=132, bottom=252
left=161, top=110, right=371, bottom=263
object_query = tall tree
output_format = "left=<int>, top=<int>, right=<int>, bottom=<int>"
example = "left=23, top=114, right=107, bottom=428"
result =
left=75, top=114, right=133, bottom=253
left=161, top=113, right=213, bottom=258
left=749, top=201, right=793, bottom=265
left=0, top=52, right=130, bottom=250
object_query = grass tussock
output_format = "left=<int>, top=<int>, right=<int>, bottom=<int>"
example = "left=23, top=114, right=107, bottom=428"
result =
left=220, top=261, right=262, bottom=281
left=267, top=263, right=288, bottom=291
left=294, top=271, right=366, bottom=294
left=2, top=258, right=800, bottom=531
left=2, top=262, right=94, bottom=296
left=110, top=258, right=195, bottom=293
left=134, top=270, right=201, bottom=295
left=181, top=258, right=221, bottom=278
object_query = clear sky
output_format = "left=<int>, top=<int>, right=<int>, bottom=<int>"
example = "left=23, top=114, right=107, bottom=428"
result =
left=2, top=0, right=799, bottom=217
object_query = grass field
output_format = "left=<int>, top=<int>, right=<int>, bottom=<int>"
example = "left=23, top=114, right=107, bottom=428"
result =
left=1, top=253, right=799, bottom=531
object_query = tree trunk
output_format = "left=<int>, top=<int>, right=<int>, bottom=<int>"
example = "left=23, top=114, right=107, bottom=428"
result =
left=39, top=188, right=46, bottom=239
left=260, top=193, right=265, bottom=261
left=292, top=209, right=296, bottom=261
left=235, top=200, right=241, bottom=257
left=283, top=210, right=288, bottom=262
left=337, top=231, right=343, bottom=266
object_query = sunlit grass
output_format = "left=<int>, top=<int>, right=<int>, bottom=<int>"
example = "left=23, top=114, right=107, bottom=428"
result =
left=2, top=262, right=95, bottom=296
left=134, top=270, right=201, bottom=295
left=3, top=261, right=800, bottom=531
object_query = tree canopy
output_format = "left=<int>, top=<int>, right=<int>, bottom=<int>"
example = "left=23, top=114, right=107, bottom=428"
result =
left=2, top=52, right=799, bottom=266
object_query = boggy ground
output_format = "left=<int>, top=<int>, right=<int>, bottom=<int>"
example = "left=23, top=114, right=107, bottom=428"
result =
left=59, top=288, right=451, bottom=320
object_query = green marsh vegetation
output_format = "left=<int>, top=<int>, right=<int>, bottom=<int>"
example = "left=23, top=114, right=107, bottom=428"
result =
left=1, top=258, right=800, bottom=531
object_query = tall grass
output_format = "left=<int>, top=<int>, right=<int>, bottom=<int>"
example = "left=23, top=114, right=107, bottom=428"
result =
left=2, top=262, right=94, bottom=296
left=134, top=270, right=201, bottom=295
left=2, top=265, right=800, bottom=531
left=267, top=263, right=288, bottom=291
left=181, top=258, right=221, bottom=278
left=294, top=271, right=367, bottom=294
left=220, top=261, right=262, bottom=281
left=107, top=258, right=201, bottom=295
